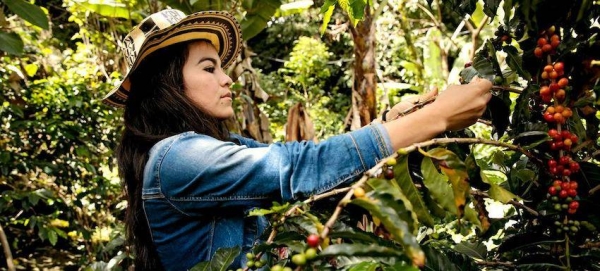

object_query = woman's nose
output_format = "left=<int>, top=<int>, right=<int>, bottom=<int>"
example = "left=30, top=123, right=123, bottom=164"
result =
left=221, top=71, right=233, bottom=87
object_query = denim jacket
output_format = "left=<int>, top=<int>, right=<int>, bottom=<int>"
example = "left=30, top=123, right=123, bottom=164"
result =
left=141, top=124, right=394, bottom=270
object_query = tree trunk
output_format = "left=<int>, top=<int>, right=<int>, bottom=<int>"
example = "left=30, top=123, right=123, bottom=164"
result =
left=349, top=5, right=377, bottom=130
left=0, top=224, right=15, bottom=271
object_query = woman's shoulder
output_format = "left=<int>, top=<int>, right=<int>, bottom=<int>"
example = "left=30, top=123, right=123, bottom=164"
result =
left=148, top=132, right=222, bottom=157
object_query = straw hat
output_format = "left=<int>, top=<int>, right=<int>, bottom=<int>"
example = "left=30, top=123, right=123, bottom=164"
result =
left=103, top=9, right=242, bottom=107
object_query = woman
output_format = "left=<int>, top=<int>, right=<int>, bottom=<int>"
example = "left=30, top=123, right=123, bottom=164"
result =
left=104, top=9, right=492, bottom=271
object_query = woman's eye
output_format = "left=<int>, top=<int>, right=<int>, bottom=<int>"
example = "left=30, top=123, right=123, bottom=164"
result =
left=204, top=67, right=215, bottom=73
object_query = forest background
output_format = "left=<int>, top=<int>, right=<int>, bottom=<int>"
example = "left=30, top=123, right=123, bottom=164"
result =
left=1, top=0, right=599, bottom=270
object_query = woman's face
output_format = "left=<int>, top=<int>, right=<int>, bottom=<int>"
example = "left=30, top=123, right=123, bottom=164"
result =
left=182, top=41, right=234, bottom=119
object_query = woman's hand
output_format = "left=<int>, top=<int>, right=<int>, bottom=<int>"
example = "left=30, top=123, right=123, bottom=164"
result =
left=430, top=76, right=493, bottom=131
left=381, top=77, right=492, bottom=150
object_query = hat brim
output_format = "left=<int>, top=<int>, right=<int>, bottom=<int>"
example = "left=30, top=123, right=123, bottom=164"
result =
left=102, top=11, right=242, bottom=108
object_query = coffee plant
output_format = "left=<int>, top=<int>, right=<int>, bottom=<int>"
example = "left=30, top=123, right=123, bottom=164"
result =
left=195, top=0, right=600, bottom=270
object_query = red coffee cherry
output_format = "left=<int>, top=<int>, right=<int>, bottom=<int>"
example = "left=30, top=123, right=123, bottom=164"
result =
left=307, top=234, right=320, bottom=248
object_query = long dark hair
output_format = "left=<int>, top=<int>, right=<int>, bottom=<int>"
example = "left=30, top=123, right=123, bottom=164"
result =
left=116, top=40, right=230, bottom=270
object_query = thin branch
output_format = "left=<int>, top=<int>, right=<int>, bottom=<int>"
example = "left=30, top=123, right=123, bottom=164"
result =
left=0, top=224, right=15, bottom=271
left=471, top=190, right=539, bottom=216
left=321, top=159, right=390, bottom=239
left=580, top=242, right=600, bottom=248
left=477, top=119, right=493, bottom=126
left=590, top=184, right=600, bottom=195
left=416, top=3, right=440, bottom=28
left=572, top=139, right=593, bottom=154
left=308, top=187, right=352, bottom=203
left=492, top=86, right=523, bottom=94
left=475, top=260, right=515, bottom=268
left=466, top=16, right=489, bottom=61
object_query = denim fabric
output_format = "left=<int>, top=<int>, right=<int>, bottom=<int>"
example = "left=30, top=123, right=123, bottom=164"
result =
left=141, top=124, right=394, bottom=270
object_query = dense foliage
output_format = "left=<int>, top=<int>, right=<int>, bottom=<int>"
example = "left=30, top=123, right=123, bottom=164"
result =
left=0, top=0, right=599, bottom=270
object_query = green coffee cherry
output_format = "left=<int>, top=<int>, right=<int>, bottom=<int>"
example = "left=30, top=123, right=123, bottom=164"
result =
left=292, top=254, right=307, bottom=266
left=305, top=248, right=318, bottom=260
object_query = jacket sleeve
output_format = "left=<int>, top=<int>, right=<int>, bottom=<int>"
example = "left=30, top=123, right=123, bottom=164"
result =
left=152, top=124, right=394, bottom=215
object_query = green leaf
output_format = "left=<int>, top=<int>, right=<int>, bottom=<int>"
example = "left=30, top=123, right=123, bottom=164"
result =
left=158, top=0, right=193, bottom=14
left=393, top=156, right=435, bottom=227
left=24, top=63, right=38, bottom=77
left=348, top=261, right=379, bottom=271
left=510, top=84, right=537, bottom=135
left=366, top=178, right=418, bottom=233
left=28, top=193, right=40, bottom=206
left=453, top=241, right=487, bottom=260
left=48, top=230, right=58, bottom=246
left=580, top=162, right=600, bottom=188
left=328, top=230, right=397, bottom=247
left=439, top=166, right=470, bottom=215
left=512, top=168, right=536, bottom=184
left=498, top=233, right=563, bottom=253
left=482, top=0, right=502, bottom=18
left=320, top=2, right=335, bottom=35
left=240, top=0, right=282, bottom=40
left=320, top=0, right=337, bottom=13
left=190, top=247, right=241, bottom=271
left=463, top=206, right=482, bottom=229
left=459, top=67, right=481, bottom=84
left=516, top=263, right=568, bottom=270
left=0, top=32, right=24, bottom=55
left=79, top=0, right=131, bottom=19
left=423, top=28, right=444, bottom=82
left=350, top=192, right=422, bottom=263
left=381, top=263, right=419, bottom=271
left=422, top=244, right=479, bottom=271
left=4, top=0, right=49, bottom=29
left=248, top=202, right=290, bottom=216
left=422, top=148, right=466, bottom=171
left=349, top=0, right=367, bottom=21
left=465, top=154, right=490, bottom=190
left=275, top=0, right=313, bottom=17
left=503, top=45, right=531, bottom=80
left=320, top=243, right=403, bottom=257
left=511, top=131, right=550, bottom=150
left=421, top=157, right=457, bottom=214
left=471, top=40, right=501, bottom=82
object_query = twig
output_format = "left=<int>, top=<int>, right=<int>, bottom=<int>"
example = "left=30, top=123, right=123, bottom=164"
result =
left=471, top=190, right=539, bottom=216
left=477, top=119, right=493, bottom=126
left=492, top=86, right=523, bottom=94
left=584, top=149, right=600, bottom=162
left=465, top=15, right=489, bottom=61
left=321, top=159, right=390, bottom=239
left=308, top=187, right=352, bottom=202
left=508, top=199, right=539, bottom=216
left=0, top=224, right=15, bottom=271
left=475, top=260, right=515, bottom=268
left=590, top=184, right=600, bottom=195
left=580, top=242, right=600, bottom=248
left=389, top=96, right=436, bottom=120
